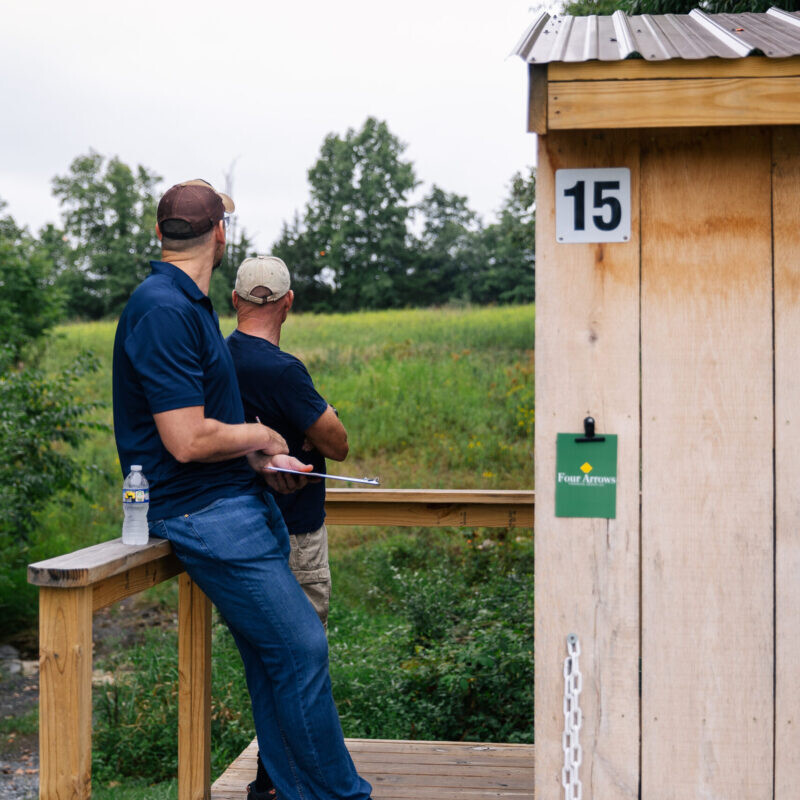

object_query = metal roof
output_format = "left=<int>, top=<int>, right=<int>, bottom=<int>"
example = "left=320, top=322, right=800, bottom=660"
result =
left=514, top=7, right=800, bottom=62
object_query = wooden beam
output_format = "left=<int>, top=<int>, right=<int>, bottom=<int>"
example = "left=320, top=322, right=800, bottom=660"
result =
left=92, top=553, right=184, bottom=611
left=178, top=574, right=212, bottom=800
left=774, top=125, right=800, bottom=800
left=28, top=536, right=173, bottom=588
left=325, top=489, right=534, bottom=527
left=39, top=586, right=93, bottom=800
left=326, top=501, right=532, bottom=528
left=548, top=56, right=800, bottom=82
left=326, top=489, right=534, bottom=504
left=548, top=76, right=800, bottom=129
left=528, top=64, right=547, bottom=134
left=30, top=493, right=536, bottom=593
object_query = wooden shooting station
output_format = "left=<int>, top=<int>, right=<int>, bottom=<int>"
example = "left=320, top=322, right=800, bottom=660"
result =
left=518, top=7, right=800, bottom=800
left=28, top=490, right=535, bottom=800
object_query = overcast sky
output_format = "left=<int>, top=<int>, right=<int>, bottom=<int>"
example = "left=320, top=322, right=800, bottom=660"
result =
left=1, top=0, right=540, bottom=252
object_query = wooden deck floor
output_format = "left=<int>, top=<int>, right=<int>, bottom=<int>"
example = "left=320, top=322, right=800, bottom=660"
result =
left=211, top=737, right=534, bottom=799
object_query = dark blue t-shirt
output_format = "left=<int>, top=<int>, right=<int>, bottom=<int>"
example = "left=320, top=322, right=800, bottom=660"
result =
left=226, top=329, right=329, bottom=534
left=113, top=261, right=257, bottom=519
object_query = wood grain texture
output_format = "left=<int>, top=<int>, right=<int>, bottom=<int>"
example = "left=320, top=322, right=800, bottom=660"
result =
left=28, top=536, right=173, bottom=587
left=774, top=125, right=800, bottom=800
left=178, top=574, right=212, bottom=800
left=326, top=489, right=534, bottom=504
left=640, top=127, right=773, bottom=799
left=92, top=553, right=183, bottom=611
left=548, top=56, right=800, bottom=82
left=529, top=64, right=548, bottom=134
left=548, top=76, right=800, bottom=129
left=534, top=131, right=640, bottom=799
left=38, top=586, right=93, bottom=800
left=211, top=738, right=534, bottom=800
left=325, top=501, right=533, bottom=528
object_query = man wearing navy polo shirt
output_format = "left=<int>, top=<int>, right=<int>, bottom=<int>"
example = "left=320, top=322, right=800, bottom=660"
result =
left=112, top=179, right=372, bottom=800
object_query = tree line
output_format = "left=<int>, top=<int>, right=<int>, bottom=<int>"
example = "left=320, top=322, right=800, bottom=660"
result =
left=563, top=0, right=797, bottom=22
left=9, top=117, right=534, bottom=321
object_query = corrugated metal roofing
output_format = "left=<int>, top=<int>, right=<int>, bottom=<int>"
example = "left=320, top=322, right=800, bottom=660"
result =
left=514, top=7, right=800, bottom=62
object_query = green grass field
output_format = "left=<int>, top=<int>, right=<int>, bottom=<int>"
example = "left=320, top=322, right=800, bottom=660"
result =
left=13, top=304, right=534, bottom=798
left=31, top=304, right=533, bottom=559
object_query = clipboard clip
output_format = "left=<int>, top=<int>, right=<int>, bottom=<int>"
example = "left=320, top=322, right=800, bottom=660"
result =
left=575, top=416, right=605, bottom=443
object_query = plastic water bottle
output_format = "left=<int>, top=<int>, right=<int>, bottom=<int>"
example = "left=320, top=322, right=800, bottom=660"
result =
left=122, top=465, right=150, bottom=545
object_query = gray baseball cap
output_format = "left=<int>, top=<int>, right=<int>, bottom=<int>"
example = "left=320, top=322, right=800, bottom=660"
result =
left=234, top=256, right=291, bottom=304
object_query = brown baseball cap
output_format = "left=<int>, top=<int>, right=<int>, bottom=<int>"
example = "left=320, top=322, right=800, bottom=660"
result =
left=157, top=179, right=235, bottom=240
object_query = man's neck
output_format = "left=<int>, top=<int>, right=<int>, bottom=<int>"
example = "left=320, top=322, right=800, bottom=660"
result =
left=161, top=251, right=214, bottom=296
left=237, top=316, right=282, bottom=347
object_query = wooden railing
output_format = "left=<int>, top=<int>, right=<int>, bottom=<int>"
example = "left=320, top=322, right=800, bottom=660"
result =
left=27, top=489, right=534, bottom=800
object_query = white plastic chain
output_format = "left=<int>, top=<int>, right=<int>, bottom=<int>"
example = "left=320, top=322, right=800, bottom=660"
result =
left=562, top=633, right=583, bottom=800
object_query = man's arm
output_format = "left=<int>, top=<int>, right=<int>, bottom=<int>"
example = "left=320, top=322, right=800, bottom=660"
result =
left=154, top=405, right=312, bottom=492
left=154, top=406, right=286, bottom=463
left=304, top=405, right=349, bottom=462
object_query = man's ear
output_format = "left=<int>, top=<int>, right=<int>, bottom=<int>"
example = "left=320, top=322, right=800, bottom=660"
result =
left=231, top=290, right=240, bottom=311
left=155, top=223, right=163, bottom=241
left=286, top=290, right=295, bottom=311
left=214, top=219, right=226, bottom=243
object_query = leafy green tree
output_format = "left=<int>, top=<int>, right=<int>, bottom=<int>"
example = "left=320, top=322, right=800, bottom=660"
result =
left=564, top=0, right=797, bottom=14
left=409, top=186, right=482, bottom=305
left=207, top=219, right=257, bottom=314
left=0, top=201, right=101, bottom=632
left=52, top=151, right=161, bottom=318
left=272, top=213, right=335, bottom=312
left=303, top=117, right=418, bottom=310
left=469, top=169, right=535, bottom=304
left=0, top=202, right=64, bottom=360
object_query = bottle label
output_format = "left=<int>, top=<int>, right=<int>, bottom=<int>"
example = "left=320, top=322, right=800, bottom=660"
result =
left=123, top=489, right=150, bottom=503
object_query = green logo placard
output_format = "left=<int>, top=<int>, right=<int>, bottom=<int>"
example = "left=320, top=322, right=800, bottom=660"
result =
left=555, top=433, right=618, bottom=518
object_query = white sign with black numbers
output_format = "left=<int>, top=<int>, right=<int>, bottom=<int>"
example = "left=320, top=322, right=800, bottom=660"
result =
left=555, top=168, right=631, bottom=244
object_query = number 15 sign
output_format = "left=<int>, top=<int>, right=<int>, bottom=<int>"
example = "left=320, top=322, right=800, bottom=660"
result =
left=555, top=168, right=631, bottom=244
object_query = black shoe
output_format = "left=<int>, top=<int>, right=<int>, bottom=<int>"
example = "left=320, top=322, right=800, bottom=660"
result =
left=246, top=782, right=276, bottom=800
left=247, top=751, right=277, bottom=799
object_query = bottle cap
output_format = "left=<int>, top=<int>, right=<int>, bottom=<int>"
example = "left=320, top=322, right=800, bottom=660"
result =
left=131, top=465, right=142, bottom=471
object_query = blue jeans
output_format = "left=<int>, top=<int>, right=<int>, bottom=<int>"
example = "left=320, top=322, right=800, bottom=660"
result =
left=151, top=492, right=372, bottom=800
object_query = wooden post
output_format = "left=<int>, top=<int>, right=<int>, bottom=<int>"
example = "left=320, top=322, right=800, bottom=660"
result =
left=38, top=586, right=93, bottom=800
left=774, top=125, right=800, bottom=799
left=534, top=130, right=641, bottom=799
left=178, top=574, right=212, bottom=800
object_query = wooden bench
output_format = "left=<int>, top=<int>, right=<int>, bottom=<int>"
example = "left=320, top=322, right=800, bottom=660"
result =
left=28, top=489, right=534, bottom=800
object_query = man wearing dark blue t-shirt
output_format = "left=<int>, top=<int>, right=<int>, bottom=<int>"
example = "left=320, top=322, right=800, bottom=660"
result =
left=227, top=254, right=350, bottom=800
left=112, top=181, right=371, bottom=800
left=227, top=255, right=348, bottom=628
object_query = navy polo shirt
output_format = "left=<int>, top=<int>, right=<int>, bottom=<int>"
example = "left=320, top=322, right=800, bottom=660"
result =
left=227, top=329, right=329, bottom=535
left=113, top=261, right=257, bottom=520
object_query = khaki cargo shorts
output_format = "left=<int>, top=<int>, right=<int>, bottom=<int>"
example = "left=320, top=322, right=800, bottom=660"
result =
left=288, top=523, right=331, bottom=629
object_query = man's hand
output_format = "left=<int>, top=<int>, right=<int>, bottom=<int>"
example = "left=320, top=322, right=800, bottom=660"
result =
left=256, top=453, right=315, bottom=494
left=258, top=422, right=289, bottom=456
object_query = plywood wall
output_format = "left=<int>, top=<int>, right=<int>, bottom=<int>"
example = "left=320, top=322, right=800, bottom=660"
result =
left=535, top=125, right=798, bottom=797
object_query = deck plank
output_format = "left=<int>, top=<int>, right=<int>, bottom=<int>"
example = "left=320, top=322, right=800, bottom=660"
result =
left=211, top=738, right=534, bottom=800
